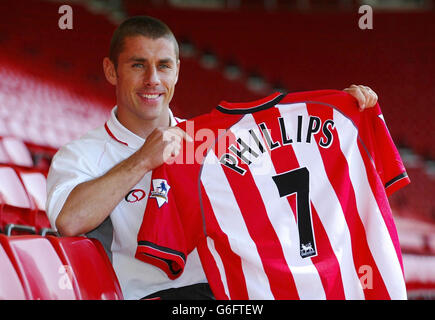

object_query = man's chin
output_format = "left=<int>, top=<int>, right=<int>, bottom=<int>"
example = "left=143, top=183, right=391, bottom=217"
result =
left=137, top=103, right=168, bottom=121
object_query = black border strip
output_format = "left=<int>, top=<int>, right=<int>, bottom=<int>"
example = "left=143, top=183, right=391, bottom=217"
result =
left=385, top=172, right=409, bottom=189
left=144, top=252, right=183, bottom=276
left=138, top=241, right=186, bottom=262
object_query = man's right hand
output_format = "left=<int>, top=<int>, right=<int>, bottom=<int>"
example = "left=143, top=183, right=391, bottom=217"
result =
left=139, top=126, right=193, bottom=171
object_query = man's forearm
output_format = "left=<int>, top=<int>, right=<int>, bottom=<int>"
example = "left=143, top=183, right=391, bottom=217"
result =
left=55, top=149, right=151, bottom=236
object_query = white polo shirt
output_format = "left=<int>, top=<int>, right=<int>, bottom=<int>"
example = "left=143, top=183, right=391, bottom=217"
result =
left=46, top=106, right=208, bottom=300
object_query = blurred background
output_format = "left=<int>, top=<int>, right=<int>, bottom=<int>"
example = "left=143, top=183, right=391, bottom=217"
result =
left=0, top=0, right=433, bottom=299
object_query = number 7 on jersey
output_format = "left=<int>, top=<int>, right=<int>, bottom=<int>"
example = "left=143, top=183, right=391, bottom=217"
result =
left=272, top=167, right=317, bottom=258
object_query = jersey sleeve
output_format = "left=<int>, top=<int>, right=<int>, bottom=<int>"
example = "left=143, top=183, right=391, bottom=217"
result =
left=135, top=141, right=202, bottom=280
left=361, top=104, right=410, bottom=196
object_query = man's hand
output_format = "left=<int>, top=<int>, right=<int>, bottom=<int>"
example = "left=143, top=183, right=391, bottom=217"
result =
left=140, top=126, right=193, bottom=171
left=343, top=84, right=378, bottom=111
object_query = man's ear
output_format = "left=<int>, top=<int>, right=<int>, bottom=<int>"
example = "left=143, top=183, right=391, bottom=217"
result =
left=103, top=57, right=117, bottom=86
left=174, top=59, right=180, bottom=85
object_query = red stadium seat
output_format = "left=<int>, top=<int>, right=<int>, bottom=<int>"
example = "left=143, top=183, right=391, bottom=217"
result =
left=23, top=142, right=58, bottom=173
left=18, top=169, right=53, bottom=234
left=0, top=166, right=32, bottom=209
left=0, top=165, right=35, bottom=233
left=0, top=165, right=51, bottom=234
left=0, top=136, right=34, bottom=167
left=46, top=236, right=123, bottom=300
left=0, top=142, right=9, bottom=164
left=19, top=170, right=47, bottom=212
left=0, top=244, right=26, bottom=299
left=0, top=234, right=77, bottom=299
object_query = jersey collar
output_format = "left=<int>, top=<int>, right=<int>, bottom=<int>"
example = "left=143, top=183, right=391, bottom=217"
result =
left=216, top=92, right=285, bottom=114
left=104, top=106, right=179, bottom=149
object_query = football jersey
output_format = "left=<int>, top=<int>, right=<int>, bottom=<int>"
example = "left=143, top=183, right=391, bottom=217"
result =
left=135, top=90, right=410, bottom=300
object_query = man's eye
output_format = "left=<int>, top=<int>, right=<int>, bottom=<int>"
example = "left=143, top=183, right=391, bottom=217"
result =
left=159, top=64, right=170, bottom=69
left=132, top=63, right=143, bottom=68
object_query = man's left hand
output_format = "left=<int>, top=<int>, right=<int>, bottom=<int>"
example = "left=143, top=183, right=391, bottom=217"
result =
left=343, top=84, right=378, bottom=111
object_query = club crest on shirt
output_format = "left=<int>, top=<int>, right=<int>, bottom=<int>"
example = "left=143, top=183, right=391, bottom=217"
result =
left=149, top=179, right=171, bottom=208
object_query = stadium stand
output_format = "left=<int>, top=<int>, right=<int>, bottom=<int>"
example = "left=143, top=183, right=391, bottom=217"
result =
left=0, top=0, right=433, bottom=299
left=0, top=64, right=110, bottom=150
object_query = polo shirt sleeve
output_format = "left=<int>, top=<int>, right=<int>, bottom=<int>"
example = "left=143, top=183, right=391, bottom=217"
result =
left=46, top=141, right=98, bottom=230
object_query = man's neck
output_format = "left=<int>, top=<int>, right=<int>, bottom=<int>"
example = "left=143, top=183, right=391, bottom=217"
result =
left=115, top=107, right=171, bottom=140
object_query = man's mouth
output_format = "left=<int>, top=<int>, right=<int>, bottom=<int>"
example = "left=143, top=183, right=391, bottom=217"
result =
left=137, top=93, right=163, bottom=101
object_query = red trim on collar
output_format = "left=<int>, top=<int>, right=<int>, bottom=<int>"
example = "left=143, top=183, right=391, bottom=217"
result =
left=104, top=122, right=128, bottom=146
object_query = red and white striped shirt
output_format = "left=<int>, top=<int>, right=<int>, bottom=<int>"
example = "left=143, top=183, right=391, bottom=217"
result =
left=135, top=90, right=410, bottom=300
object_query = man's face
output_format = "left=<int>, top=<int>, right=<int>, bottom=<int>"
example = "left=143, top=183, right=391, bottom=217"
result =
left=113, top=35, right=179, bottom=125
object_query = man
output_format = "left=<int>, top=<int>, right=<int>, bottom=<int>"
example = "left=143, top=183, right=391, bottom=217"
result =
left=46, top=15, right=379, bottom=300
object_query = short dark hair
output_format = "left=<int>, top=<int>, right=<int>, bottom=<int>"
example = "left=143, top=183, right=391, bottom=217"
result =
left=109, top=16, right=179, bottom=68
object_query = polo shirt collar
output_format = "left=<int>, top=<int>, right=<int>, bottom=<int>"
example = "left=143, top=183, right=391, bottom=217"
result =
left=104, top=106, right=178, bottom=149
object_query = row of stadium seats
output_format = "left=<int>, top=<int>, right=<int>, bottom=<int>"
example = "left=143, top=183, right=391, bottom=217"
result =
left=0, top=134, right=58, bottom=174
left=0, top=65, right=110, bottom=149
left=0, top=234, right=123, bottom=300
left=2, top=231, right=431, bottom=300
left=0, top=0, right=115, bottom=106
left=0, top=135, right=56, bottom=234
left=172, top=56, right=263, bottom=119
left=0, top=134, right=124, bottom=299
left=402, top=254, right=435, bottom=300
left=0, top=129, right=124, bottom=299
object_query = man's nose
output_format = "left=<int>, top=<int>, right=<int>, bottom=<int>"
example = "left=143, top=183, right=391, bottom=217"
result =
left=143, top=66, right=160, bottom=86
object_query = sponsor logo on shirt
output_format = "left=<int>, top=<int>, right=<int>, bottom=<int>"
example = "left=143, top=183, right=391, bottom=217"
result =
left=125, top=189, right=146, bottom=203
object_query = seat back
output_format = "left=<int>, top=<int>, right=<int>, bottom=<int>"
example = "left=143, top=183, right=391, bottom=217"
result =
left=19, top=171, right=46, bottom=211
left=0, top=244, right=26, bottom=300
left=0, top=166, right=38, bottom=233
left=1, top=137, right=33, bottom=167
left=0, top=166, right=32, bottom=208
left=0, top=234, right=77, bottom=300
left=18, top=170, right=51, bottom=231
left=0, top=141, right=9, bottom=164
left=0, top=166, right=51, bottom=233
left=47, top=236, right=123, bottom=300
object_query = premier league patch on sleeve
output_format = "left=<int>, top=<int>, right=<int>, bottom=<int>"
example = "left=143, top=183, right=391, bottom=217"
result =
left=149, top=179, right=171, bottom=208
